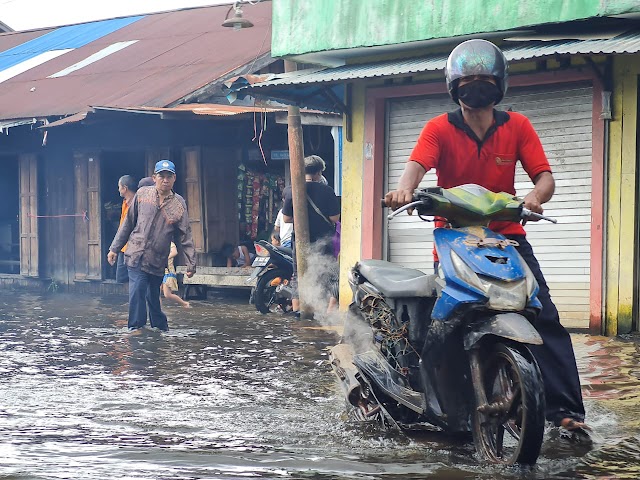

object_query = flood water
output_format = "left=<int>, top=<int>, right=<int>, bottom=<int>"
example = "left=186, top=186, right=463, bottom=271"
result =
left=1, top=290, right=640, bottom=479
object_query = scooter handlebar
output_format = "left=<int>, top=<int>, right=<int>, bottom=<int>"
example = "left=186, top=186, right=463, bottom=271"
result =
left=521, top=207, right=557, bottom=224
left=386, top=200, right=426, bottom=220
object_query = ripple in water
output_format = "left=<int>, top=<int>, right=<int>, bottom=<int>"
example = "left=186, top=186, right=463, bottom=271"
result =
left=0, top=292, right=640, bottom=479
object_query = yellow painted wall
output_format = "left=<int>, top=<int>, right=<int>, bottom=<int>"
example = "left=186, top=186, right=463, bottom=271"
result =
left=606, top=56, right=639, bottom=335
left=338, top=85, right=365, bottom=308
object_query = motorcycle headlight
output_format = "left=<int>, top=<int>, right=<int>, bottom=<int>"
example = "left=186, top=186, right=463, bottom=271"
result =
left=450, top=250, right=485, bottom=293
left=450, top=250, right=527, bottom=311
left=481, top=279, right=527, bottom=311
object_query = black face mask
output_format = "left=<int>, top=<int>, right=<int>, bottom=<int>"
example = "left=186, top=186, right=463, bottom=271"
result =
left=457, top=80, right=501, bottom=108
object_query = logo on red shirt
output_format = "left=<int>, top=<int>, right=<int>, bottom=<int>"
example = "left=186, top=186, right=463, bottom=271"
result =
left=495, top=156, right=515, bottom=166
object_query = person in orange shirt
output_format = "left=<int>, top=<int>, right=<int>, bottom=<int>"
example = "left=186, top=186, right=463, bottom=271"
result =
left=115, top=175, right=138, bottom=283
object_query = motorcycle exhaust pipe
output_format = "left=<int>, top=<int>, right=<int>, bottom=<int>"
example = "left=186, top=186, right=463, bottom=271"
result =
left=329, top=344, right=362, bottom=407
left=275, top=283, right=294, bottom=299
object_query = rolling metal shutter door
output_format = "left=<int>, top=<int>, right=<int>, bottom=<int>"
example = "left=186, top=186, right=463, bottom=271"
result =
left=385, top=84, right=593, bottom=326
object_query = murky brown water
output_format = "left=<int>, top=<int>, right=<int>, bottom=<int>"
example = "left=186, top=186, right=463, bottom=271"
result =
left=0, top=290, right=639, bottom=479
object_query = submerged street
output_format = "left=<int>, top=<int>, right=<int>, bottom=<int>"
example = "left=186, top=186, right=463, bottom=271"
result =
left=1, top=290, right=640, bottom=479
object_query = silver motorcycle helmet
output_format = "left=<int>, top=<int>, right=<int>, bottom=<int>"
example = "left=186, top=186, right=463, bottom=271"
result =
left=445, top=39, right=509, bottom=105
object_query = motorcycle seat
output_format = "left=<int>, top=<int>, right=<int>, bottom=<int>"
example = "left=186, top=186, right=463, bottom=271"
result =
left=274, top=246, right=292, bottom=256
left=357, top=259, right=437, bottom=298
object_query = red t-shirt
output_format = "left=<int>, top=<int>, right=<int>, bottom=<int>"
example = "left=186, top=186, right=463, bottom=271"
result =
left=409, top=109, right=551, bottom=236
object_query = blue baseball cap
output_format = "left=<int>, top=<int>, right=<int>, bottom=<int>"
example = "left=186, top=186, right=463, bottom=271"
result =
left=154, top=160, right=176, bottom=174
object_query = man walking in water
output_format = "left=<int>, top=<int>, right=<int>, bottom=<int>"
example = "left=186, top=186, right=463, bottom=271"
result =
left=107, top=160, right=196, bottom=331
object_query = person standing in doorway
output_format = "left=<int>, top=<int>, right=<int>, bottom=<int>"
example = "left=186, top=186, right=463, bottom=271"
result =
left=115, top=175, right=137, bottom=284
left=138, top=176, right=154, bottom=188
left=107, top=160, right=196, bottom=331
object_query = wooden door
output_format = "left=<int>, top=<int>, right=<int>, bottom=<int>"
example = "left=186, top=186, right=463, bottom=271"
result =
left=19, top=154, right=39, bottom=277
left=74, top=152, right=102, bottom=280
left=145, top=148, right=171, bottom=177
left=203, top=147, right=240, bottom=251
left=183, top=147, right=206, bottom=253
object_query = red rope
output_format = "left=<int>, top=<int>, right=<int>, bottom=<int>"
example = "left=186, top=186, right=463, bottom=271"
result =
left=28, top=211, right=88, bottom=221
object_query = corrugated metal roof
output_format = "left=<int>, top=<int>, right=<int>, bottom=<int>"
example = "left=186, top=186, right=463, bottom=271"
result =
left=0, top=3, right=272, bottom=121
left=44, top=104, right=291, bottom=128
left=0, top=17, right=143, bottom=71
left=241, top=31, right=640, bottom=90
left=95, top=104, right=290, bottom=117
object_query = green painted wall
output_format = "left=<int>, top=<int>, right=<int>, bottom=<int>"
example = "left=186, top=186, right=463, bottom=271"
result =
left=272, top=0, right=640, bottom=57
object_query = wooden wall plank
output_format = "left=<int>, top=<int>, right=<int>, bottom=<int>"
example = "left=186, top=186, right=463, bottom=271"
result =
left=19, top=154, right=38, bottom=277
left=73, top=153, right=89, bottom=280
left=183, top=147, right=206, bottom=253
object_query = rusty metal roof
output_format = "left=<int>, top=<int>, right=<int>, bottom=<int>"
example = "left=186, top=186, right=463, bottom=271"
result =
left=45, top=103, right=289, bottom=127
left=107, top=104, right=289, bottom=116
left=0, top=3, right=272, bottom=121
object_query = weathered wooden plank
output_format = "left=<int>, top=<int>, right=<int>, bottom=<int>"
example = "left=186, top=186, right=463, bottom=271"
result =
left=73, top=153, right=89, bottom=280
left=176, top=266, right=255, bottom=287
left=183, top=147, right=206, bottom=253
left=19, top=154, right=39, bottom=277
left=87, top=155, right=102, bottom=280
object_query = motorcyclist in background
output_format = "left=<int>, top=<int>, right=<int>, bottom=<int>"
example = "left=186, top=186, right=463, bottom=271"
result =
left=385, top=39, right=589, bottom=435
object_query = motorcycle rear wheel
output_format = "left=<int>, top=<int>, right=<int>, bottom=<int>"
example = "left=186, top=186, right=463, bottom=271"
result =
left=472, top=343, right=545, bottom=465
left=254, top=268, right=291, bottom=314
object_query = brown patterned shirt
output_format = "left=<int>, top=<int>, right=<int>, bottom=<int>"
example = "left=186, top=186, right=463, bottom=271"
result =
left=109, top=186, right=196, bottom=277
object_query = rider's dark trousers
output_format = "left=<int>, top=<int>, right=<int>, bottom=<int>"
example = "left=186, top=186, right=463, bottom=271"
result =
left=508, top=235, right=585, bottom=425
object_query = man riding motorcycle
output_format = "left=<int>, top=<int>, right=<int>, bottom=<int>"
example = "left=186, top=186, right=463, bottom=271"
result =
left=385, top=39, right=589, bottom=434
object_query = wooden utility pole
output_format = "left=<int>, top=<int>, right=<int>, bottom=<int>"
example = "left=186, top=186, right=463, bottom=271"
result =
left=284, top=60, right=311, bottom=316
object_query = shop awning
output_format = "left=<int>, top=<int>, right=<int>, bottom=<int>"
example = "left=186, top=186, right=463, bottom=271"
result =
left=43, top=104, right=293, bottom=128
left=0, top=118, right=37, bottom=134
left=227, top=30, right=640, bottom=112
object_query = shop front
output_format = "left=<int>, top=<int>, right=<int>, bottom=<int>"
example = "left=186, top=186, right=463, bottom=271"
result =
left=380, top=78, right=601, bottom=329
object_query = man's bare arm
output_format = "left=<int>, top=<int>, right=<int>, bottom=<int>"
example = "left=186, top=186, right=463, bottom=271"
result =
left=384, top=161, right=427, bottom=210
left=523, top=171, right=555, bottom=215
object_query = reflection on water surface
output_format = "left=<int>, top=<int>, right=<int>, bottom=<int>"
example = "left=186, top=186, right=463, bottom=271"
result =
left=0, top=291, right=639, bottom=479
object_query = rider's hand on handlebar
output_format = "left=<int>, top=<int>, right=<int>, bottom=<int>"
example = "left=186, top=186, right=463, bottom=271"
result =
left=384, top=188, right=415, bottom=213
left=523, top=191, right=544, bottom=222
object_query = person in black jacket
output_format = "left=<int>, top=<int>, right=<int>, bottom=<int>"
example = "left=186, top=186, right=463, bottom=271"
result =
left=282, top=155, right=340, bottom=316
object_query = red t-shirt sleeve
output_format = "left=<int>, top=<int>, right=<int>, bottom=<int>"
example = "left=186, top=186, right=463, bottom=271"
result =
left=515, top=113, right=551, bottom=181
left=409, top=118, right=440, bottom=172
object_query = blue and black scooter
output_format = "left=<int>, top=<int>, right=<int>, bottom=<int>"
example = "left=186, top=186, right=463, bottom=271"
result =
left=330, top=184, right=556, bottom=465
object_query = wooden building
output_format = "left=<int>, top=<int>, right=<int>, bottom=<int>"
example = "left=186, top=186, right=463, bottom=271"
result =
left=0, top=4, right=340, bottom=293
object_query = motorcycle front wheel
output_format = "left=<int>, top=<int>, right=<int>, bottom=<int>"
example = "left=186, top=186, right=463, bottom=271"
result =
left=472, top=343, right=545, bottom=465
left=254, top=268, right=291, bottom=314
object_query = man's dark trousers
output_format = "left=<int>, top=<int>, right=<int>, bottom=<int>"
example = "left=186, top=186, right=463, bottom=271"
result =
left=127, top=265, right=168, bottom=331
left=508, top=235, right=585, bottom=425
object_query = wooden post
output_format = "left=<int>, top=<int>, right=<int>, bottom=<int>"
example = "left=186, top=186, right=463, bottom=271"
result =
left=19, top=154, right=39, bottom=277
left=285, top=60, right=312, bottom=317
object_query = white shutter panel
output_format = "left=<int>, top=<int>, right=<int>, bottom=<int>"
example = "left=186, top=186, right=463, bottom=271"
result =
left=385, top=84, right=593, bottom=326
left=508, top=84, right=592, bottom=325
left=386, top=94, right=450, bottom=274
